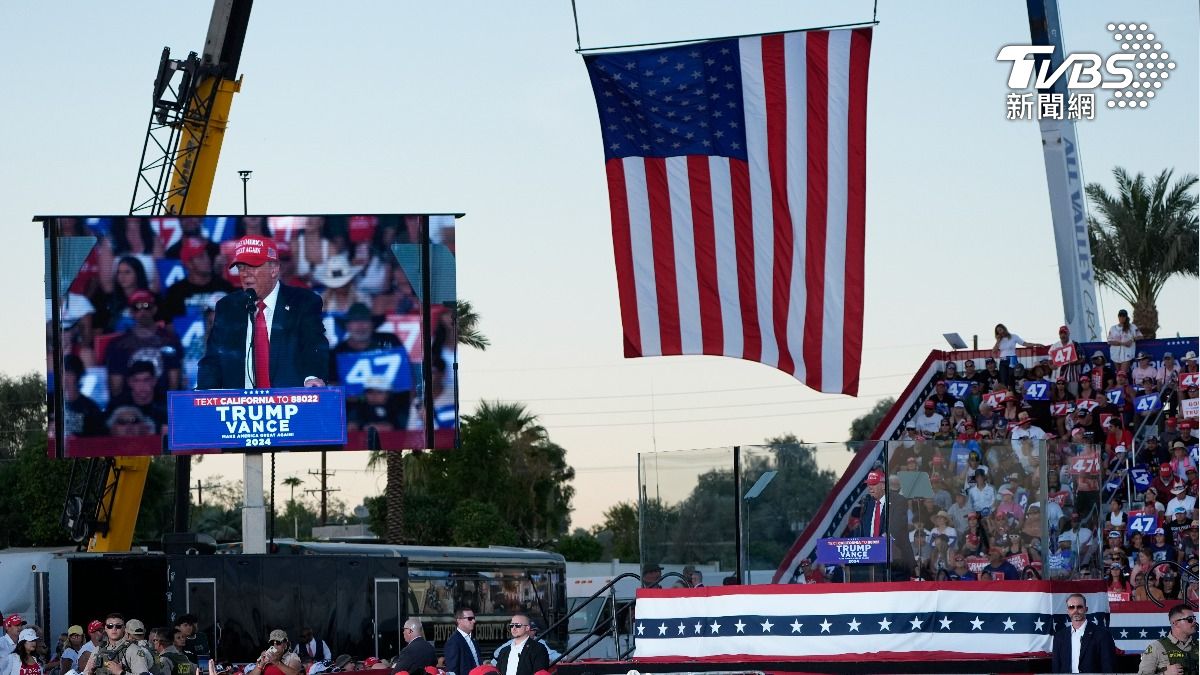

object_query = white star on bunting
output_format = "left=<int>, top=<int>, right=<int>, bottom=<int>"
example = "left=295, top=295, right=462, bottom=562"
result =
left=847, top=618, right=861, bottom=632
left=819, top=619, right=832, bottom=633
left=970, top=617, right=984, bottom=631
left=637, top=624, right=645, bottom=636
left=878, top=617, right=892, bottom=631
left=760, top=620, right=773, bottom=633
left=1034, top=618, right=1045, bottom=632
left=790, top=620, right=803, bottom=634
left=658, top=623, right=667, bottom=636
left=1002, top=618, right=1016, bottom=632
left=910, top=617, right=924, bottom=631
left=734, top=620, right=745, bottom=634
left=710, top=621, right=721, bottom=635
left=939, top=617, right=953, bottom=630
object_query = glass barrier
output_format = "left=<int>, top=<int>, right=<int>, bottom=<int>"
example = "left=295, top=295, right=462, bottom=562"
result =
left=636, top=437, right=1172, bottom=586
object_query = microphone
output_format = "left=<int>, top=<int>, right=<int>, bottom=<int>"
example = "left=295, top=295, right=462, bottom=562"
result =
left=244, top=287, right=258, bottom=315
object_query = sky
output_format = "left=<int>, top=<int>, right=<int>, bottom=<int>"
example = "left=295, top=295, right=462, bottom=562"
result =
left=1, top=1, right=1196, bottom=533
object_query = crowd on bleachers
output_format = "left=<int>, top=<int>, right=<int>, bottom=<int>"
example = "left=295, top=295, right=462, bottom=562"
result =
left=846, top=321, right=1198, bottom=596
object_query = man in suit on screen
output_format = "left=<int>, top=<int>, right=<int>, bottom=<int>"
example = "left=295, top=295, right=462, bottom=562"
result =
left=197, top=236, right=329, bottom=389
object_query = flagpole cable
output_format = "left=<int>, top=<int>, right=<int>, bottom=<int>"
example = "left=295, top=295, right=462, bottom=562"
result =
left=873, top=0, right=879, bottom=23
left=576, top=19, right=878, bottom=54
left=570, top=0, right=582, bottom=51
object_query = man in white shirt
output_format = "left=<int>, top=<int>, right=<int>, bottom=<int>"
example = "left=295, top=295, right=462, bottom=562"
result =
left=913, top=399, right=943, bottom=435
left=1009, top=412, right=1046, bottom=471
left=0, top=614, right=25, bottom=661
left=1050, top=593, right=1114, bottom=673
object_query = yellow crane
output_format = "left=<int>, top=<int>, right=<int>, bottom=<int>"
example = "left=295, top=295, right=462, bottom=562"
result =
left=71, top=0, right=254, bottom=552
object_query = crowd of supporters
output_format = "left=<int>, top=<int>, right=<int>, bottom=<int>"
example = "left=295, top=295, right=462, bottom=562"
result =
left=839, top=321, right=1198, bottom=597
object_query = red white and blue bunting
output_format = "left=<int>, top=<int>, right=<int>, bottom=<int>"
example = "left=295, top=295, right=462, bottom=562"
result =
left=632, top=582, right=1112, bottom=661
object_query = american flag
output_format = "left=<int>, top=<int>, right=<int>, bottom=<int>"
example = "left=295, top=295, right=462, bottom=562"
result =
left=584, top=28, right=872, bottom=394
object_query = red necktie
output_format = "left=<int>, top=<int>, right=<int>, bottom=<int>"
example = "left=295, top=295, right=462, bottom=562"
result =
left=872, top=499, right=882, bottom=537
left=254, top=300, right=271, bottom=388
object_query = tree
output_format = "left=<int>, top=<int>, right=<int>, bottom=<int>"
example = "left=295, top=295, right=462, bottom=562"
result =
left=1086, top=167, right=1198, bottom=338
left=0, top=374, right=74, bottom=547
left=846, top=397, right=894, bottom=450
left=282, top=476, right=303, bottom=503
left=555, top=529, right=604, bottom=562
left=456, top=300, right=490, bottom=350
left=595, top=501, right=640, bottom=561
left=641, top=434, right=836, bottom=572
left=367, top=402, right=574, bottom=547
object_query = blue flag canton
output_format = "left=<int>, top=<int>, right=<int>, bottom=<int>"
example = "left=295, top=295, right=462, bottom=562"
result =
left=585, top=39, right=747, bottom=161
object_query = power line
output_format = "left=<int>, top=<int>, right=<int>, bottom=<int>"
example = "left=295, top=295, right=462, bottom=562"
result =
left=523, top=390, right=900, bottom=417
left=546, top=404, right=885, bottom=429
left=459, top=373, right=910, bottom=403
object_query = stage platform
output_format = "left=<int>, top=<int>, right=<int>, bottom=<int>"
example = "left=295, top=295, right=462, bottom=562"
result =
left=553, top=581, right=1166, bottom=674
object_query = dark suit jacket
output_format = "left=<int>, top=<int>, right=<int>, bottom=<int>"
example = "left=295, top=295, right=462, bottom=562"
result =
left=853, top=494, right=915, bottom=572
left=197, top=284, right=329, bottom=389
left=392, top=636, right=436, bottom=674
left=1050, top=620, right=1115, bottom=673
left=494, top=638, right=549, bottom=675
left=442, top=630, right=480, bottom=675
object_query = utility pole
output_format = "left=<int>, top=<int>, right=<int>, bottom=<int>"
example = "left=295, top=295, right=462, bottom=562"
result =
left=191, top=480, right=219, bottom=508
left=306, top=462, right=339, bottom=525
left=238, top=170, right=252, bottom=214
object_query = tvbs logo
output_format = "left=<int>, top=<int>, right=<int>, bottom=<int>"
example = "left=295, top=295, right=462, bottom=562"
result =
left=998, top=23, right=1174, bottom=116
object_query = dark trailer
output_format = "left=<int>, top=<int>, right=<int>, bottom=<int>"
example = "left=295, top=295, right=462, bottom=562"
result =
left=63, top=544, right=566, bottom=663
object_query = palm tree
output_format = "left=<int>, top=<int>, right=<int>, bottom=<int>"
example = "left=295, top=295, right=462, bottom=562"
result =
left=1086, top=167, right=1198, bottom=338
left=282, top=476, right=303, bottom=504
left=456, top=300, right=490, bottom=350
left=369, top=301, right=490, bottom=543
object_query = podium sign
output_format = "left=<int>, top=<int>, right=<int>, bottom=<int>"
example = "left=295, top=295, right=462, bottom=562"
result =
left=168, top=387, right=348, bottom=450
left=816, top=537, right=888, bottom=565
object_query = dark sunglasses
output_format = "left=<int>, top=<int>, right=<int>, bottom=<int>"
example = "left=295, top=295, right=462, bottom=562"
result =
left=508, top=623, right=528, bottom=629
left=1066, top=605, right=1085, bottom=610
left=458, top=617, right=476, bottom=621
left=269, top=640, right=286, bottom=646
left=1175, top=615, right=1196, bottom=624
left=106, top=623, right=124, bottom=629
left=132, top=302, right=155, bottom=311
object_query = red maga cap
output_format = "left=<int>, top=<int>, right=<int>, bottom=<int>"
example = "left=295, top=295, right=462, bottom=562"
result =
left=228, top=236, right=279, bottom=269
left=180, top=236, right=209, bottom=264
left=865, top=470, right=884, bottom=486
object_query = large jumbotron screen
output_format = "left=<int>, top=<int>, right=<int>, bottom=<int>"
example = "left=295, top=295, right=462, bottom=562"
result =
left=42, top=214, right=458, bottom=457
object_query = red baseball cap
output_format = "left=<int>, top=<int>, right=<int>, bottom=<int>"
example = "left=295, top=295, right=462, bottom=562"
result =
left=865, top=470, right=885, bottom=486
left=129, top=289, right=155, bottom=305
left=228, top=236, right=279, bottom=269
left=362, top=658, right=380, bottom=668
left=4, top=614, right=25, bottom=628
left=87, top=620, right=103, bottom=633
left=180, top=237, right=209, bottom=264
left=924, top=399, right=935, bottom=408
left=1058, top=325, right=1069, bottom=333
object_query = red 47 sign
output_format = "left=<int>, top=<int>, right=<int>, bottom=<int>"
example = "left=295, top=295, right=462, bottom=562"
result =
left=1182, top=372, right=1200, bottom=388
left=1050, top=401, right=1074, bottom=417
left=1068, top=452, right=1101, bottom=475
left=984, top=390, right=1010, bottom=409
left=1049, top=342, right=1077, bottom=366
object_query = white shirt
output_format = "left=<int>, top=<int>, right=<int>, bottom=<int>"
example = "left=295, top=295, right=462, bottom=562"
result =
left=457, top=628, right=479, bottom=669
left=1166, top=495, right=1196, bottom=517
left=61, top=647, right=81, bottom=672
left=1069, top=621, right=1087, bottom=673
left=996, top=334, right=1026, bottom=358
left=298, top=637, right=330, bottom=662
left=1107, top=323, right=1141, bottom=363
left=0, top=635, right=13, bottom=661
left=913, top=411, right=943, bottom=434
left=503, top=638, right=525, bottom=675
left=243, top=283, right=280, bottom=388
